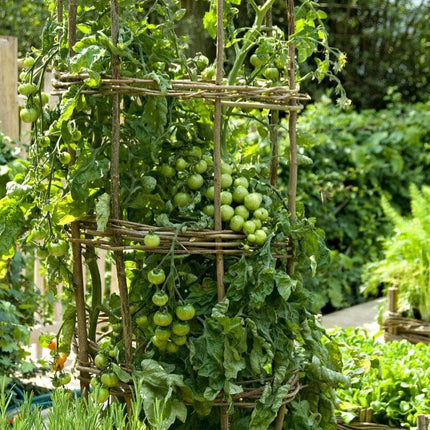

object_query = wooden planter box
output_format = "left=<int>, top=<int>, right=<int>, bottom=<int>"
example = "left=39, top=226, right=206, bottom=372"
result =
left=382, top=287, right=430, bottom=344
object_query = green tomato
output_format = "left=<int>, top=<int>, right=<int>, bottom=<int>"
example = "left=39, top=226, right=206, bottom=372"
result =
left=244, top=192, right=263, bottom=211
left=254, top=229, right=268, bottom=245
left=186, top=146, right=202, bottom=159
left=205, top=186, right=215, bottom=201
left=23, top=56, right=35, bottom=68
left=187, top=173, right=204, bottom=190
left=220, top=173, right=233, bottom=189
left=20, top=107, right=39, bottom=123
left=220, top=205, right=235, bottom=222
left=101, top=372, right=119, bottom=388
left=94, top=353, right=110, bottom=370
left=203, top=204, right=215, bottom=217
left=172, top=321, right=190, bottom=336
left=194, top=159, right=208, bottom=174
left=172, top=335, right=187, bottom=346
left=152, top=335, right=167, bottom=350
left=229, top=215, right=245, bottom=232
left=136, top=314, right=149, bottom=328
left=47, top=240, right=68, bottom=257
left=232, top=185, right=249, bottom=203
left=147, top=268, right=166, bottom=285
left=175, top=157, right=188, bottom=171
left=40, top=92, right=49, bottom=106
left=92, top=387, right=110, bottom=403
left=72, top=129, right=82, bottom=141
left=160, top=163, right=176, bottom=178
left=153, top=311, right=173, bottom=326
left=166, top=341, right=179, bottom=354
left=247, top=233, right=256, bottom=243
left=251, top=218, right=262, bottom=229
left=242, top=220, right=257, bottom=235
left=220, top=191, right=233, bottom=205
left=264, top=67, right=280, bottom=81
left=174, top=192, right=191, bottom=207
left=59, top=151, right=71, bottom=165
left=253, top=207, right=269, bottom=221
left=152, top=291, right=169, bottom=307
left=235, top=205, right=250, bottom=220
left=37, top=136, right=51, bottom=147
left=58, top=372, right=72, bottom=386
left=234, top=176, right=249, bottom=188
left=250, top=54, right=264, bottom=68
left=18, top=83, right=38, bottom=96
left=175, top=304, right=195, bottom=321
left=154, top=326, right=171, bottom=341
left=90, top=377, right=100, bottom=388
left=221, top=162, right=233, bottom=174
left=144, top=232, right=161, bottom=248
left=36, top=246, right=49, bottom=258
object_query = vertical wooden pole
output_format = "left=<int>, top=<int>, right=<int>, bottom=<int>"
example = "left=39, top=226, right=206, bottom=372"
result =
left=0, top=36, right=19, bottom=140
left=214, top=0, right=229, bottom=429
left=275, top=1, right=296, bottom=429
left=67, top=0, right=90, bottom=394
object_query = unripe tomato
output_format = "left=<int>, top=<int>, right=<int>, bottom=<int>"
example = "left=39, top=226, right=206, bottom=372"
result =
left=235, top=205, right=250, bottom=220
left=147, top=268, right=166, bottom=285
left=59, top=151, right=71, bottom=165
left=242, top=220, right=257, bottom=235
left=100, top=372, right=119, bottom=388
left=92, top=386, right=110, bottom=403
left=244, top=192, right=263, bottom=211
left=174, top=192, right=191, bottom=207
left=152, top=335, right=167, bottom=350
left=187, top=173, right=204, bottom=190
left=232, top=185, right=249, bottom=203
left=153, top=311, right=173, bottom=326
left=20, top=107, right=39, bottom=123
left=253, top=207, right=269, bottom=221
left=172, top=321, right=190, bottom=336
left=254, top=229, right=268, bottom=245
left=18, top=83, right=38, bottom=96
left=220, top=162, right=233, bottom=174
left=229, top=215, right=245, bottom=232
left=172, top=335, right=187, bottom=346
left=36, top=246, right=49, bottom=258
left=205, top=186, right=215, bottom=201
left=152, top=291, right=169, bottom=307
left=144, top=232, right=161, bottom=248
left=175, top=157, right=188, bottom=171
left=166, top=341, right=179, bottom=354
left=154, top=327, right=171, bottom=341
left=58, top=372, right=72, bottom=386
left=194, top=159, right=208, bottom=174
left=234, top=177, right=249, bottom=188
left=220, top=205, right=235, bottom=222
left=47, top=240, right=68, bottom=257
left=203, top=204, right=215, bottom=217
left=264, top=67, right=280, bottom=81
left=175, top=304, right=195, bottom=321
left=220, top=173, right=233, bottom=189
left=23, top=56, right=35, bottom=68
left=136, top=314, right=149, bottom=328
left=160, top=163, right=176, bottom=178
left=37, top=136, right=51, bottom=147
left=94, top=353, right=110, bottom=370
left=220, top=191, right=233, bottom=205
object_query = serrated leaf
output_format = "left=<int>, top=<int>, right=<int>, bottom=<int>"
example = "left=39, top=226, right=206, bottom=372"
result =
left=95, top=193, right=110, bottom=231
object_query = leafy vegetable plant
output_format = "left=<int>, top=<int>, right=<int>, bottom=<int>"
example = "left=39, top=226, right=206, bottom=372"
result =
left=334, top=327, right=430, bottom=428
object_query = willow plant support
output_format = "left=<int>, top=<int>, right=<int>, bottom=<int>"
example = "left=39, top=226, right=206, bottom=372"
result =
left=66, top=0, right=91, bottom=395
left=274, top=0, right=297, bottom=428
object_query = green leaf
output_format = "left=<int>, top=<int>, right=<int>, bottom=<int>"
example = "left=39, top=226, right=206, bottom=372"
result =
left=95, top=193, right=110, bottom=231
left=112, top=362, right=132, bottom=383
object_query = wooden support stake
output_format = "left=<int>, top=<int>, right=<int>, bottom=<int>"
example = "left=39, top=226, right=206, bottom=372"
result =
left=275, top=2, right=297, bottom=429
left=66, top=0, right=90, bottom=395
left=417, top=414, right=429, bottom=430
left=387, top=286, right=398, bottom=335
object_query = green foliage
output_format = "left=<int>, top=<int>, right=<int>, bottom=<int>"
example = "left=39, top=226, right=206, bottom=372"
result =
left=307, top=0, right=430, bottom=108
left=0, top=0, right=49, bottom=56
left=362, top=185, right=430, bottom=321
left=277, top=97, right=430, bottom=312
left=334, top=327, right=430, bottom=427
left=0, top=133, right=39, bottom=377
